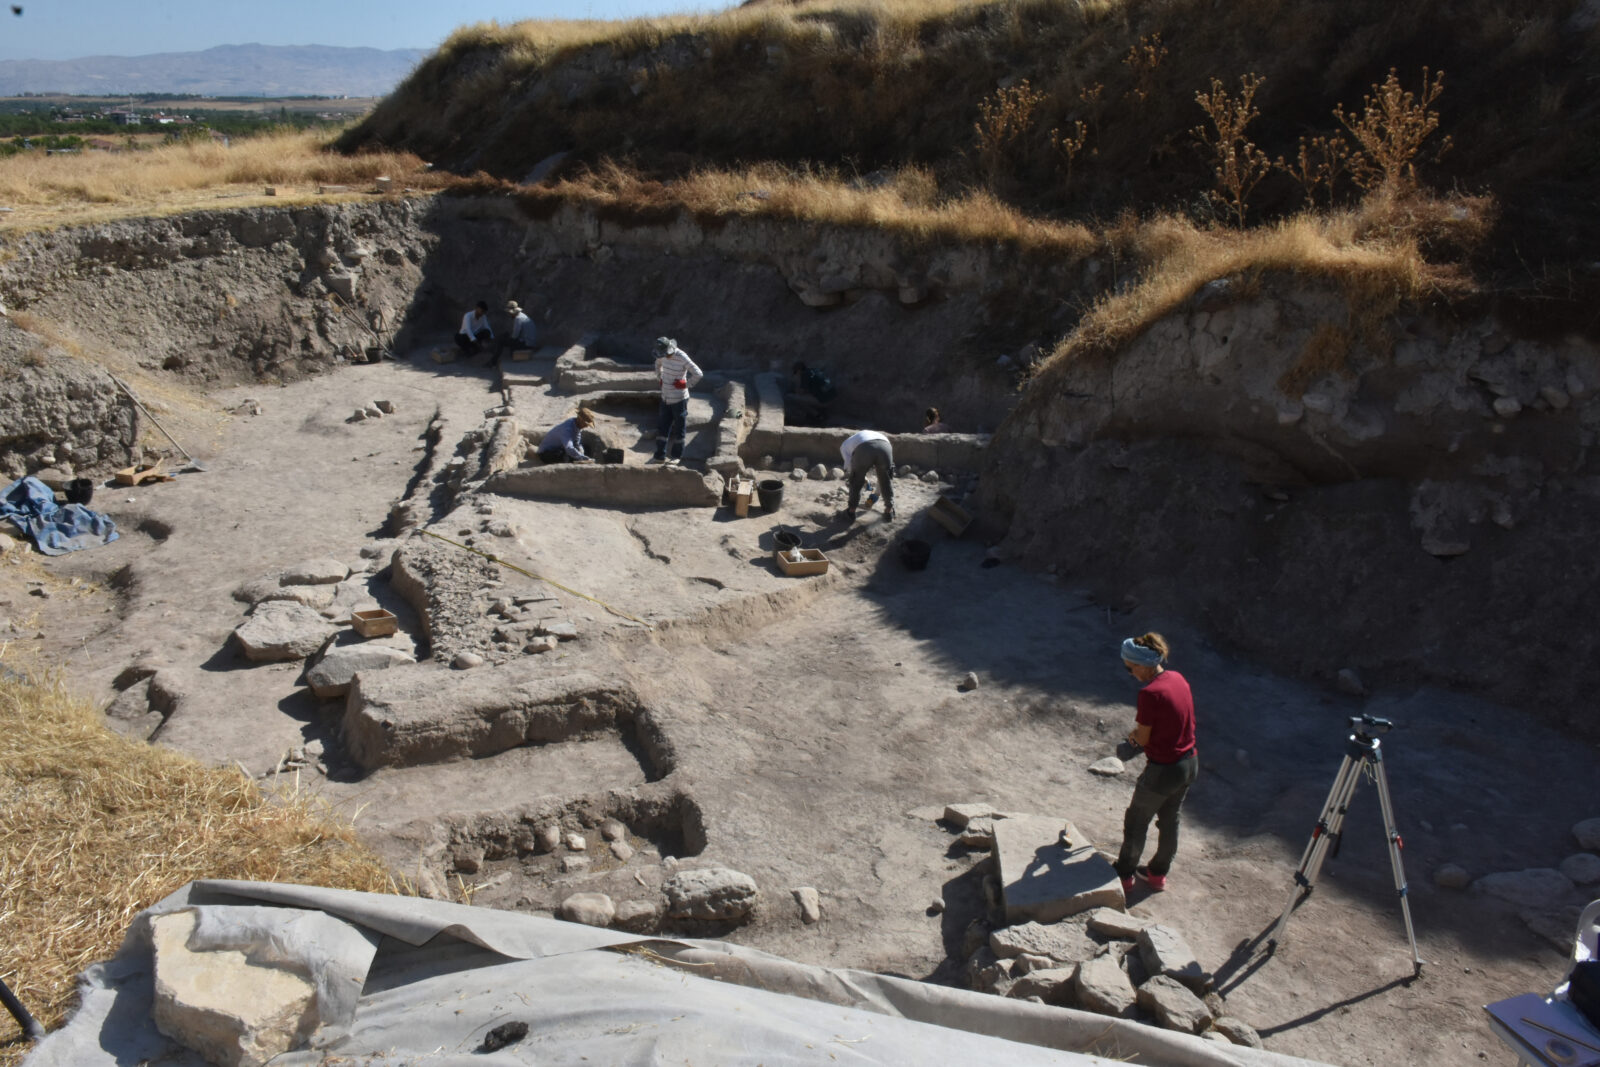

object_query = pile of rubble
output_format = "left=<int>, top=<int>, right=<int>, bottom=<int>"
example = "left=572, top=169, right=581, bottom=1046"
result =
left=940, top=802, right=1263, bottom=1049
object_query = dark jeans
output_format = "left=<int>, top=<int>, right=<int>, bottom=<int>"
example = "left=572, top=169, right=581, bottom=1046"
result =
left=846, top=439, right=895, bottom=512
left=655, top=398, right=688, bottom=459
left=1114, top=753, right=1198, bottom=878
left=456, top=329, right=490, bottom=356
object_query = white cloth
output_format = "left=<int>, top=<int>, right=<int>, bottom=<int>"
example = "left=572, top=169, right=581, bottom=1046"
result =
left=841, top=429, right=889, bottom=468
left=654, top=348, right=703, bottom=402
left=459, top=310, right=492, bottom=337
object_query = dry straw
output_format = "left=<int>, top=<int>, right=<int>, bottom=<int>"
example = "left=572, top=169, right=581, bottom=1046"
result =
left=0, top=661, right=395, bottom=1061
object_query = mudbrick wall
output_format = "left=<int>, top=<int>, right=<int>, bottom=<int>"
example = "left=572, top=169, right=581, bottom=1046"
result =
left=980, top=276, right=1600, bottom=734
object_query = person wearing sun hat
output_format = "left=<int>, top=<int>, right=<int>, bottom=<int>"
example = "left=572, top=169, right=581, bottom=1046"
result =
left=495, top=300, right=538, bottom=363
left=1112, top=632, right=1198, bottom=895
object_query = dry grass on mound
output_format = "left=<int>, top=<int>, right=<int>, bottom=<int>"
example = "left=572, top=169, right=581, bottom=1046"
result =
left=1034, top=191, right=1490, bottom=382
left=0, top=129, right=450, bottom=231
left=0, top=661, right=396, bottom=1061
left=530, top=161, right=1096, bottom=253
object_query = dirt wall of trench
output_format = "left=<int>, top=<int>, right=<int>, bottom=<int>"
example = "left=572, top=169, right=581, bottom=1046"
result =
left=0, top=195, right=1093, bottom=481
left=979, top=277, right=1600, bottom=733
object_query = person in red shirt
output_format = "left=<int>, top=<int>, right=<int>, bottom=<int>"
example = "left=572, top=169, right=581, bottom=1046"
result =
left=1113, top=632, right=1198, bottom=894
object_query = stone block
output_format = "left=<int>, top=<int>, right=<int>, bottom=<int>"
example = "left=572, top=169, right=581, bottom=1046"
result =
left=1074, top=953, right=1138, bottom=1017
left=560, top=892, right=615, bottom=927
left=486, top=464, right=723, bottom=508
left=233, top=602, right=338, bottom=662
left=664, top=867, right=759, bottom=922
left=1008, top=965, right=1077, bottom=1005
left=151, top=910, right=316, bottom=1067
left=994, top=815, right=1124, bottom=924
left=793, top=886, right=822, bottom=924
left=306, top=640, right=415, bottom=699
left=1214, top=1017, right=1264, bottom=1048
left=1137, top=975, right=1214, bottom=1034
left=1087, top=907, right=1154, bottom=940
left=989, top=920, right=1095, bottom=964
left=1137, top=924, right=1208, bottom=992
left=281, top=558, right=350, bottom=585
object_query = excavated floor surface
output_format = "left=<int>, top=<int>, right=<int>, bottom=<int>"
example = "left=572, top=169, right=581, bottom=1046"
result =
left=4, top=347, right=1597, bottom=1067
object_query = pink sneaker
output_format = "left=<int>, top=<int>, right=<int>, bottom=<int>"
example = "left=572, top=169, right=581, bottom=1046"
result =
left=1137, top=866, right=1167, bottom=892
left=1120, top=875, right=1135, bottom=895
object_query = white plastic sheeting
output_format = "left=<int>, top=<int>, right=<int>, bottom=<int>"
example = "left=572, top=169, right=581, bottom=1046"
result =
left=25, top=880, right=1334, bottom=1067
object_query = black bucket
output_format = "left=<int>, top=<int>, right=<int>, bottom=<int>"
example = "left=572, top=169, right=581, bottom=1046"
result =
left=65, top=478, right=95, bottom=505
left=900, top=539, right=932, bottom=571
left=602, top=447, right=625, bottom=464
left=773, top=529, right=801, bottom=552
left=757, top=478, right=785, bottom=512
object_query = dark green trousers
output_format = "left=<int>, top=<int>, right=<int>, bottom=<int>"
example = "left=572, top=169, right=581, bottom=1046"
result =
left=1114, top=753, right=1198, bottom=879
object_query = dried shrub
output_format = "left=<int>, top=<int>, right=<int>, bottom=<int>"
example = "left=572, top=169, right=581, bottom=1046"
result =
left=1122, top=33, right=1168, bottom=103
left=974, top=80, right=1045, bottom=186
left=1192, top=73, right=1271, bottom=227
left=1335, top=67, right=1451, bottom=193
left=1277, top=134, right=1353, bottom=210
left=1050, top=120, right=1090, bottom=192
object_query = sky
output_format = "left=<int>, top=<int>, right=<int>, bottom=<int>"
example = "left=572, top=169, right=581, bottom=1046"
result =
left=0, top=0, right=709, bottom=61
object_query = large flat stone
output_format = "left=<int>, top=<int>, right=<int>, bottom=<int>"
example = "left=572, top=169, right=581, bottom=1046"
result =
left=994, top=815, right=1125, bottom=924
left=342, top=664, right=644, bottom=770
left=487, top=464, right=722, bottom=508
left=151, top=910, right=316, bottom=1067
left=1137, top=974, right=1214, bottom=1034
left=305, top=639, right=416, bottom=699
left=1138, top=924, right=1208, bottom=992
left=233, top=601, right=338, bottom=662
left=989, top=920, right=1095, bottom=964
left=1074, top=953, right=1138, bottom=1017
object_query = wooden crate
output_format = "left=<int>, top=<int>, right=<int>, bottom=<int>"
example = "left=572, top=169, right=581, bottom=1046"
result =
left=929, top=495, right=972, bottom=537
left=732, top=477, right=754, bottom=517
left=774, top=547, right=830, bottom=576
left=351, top=608, right=398, bottom=637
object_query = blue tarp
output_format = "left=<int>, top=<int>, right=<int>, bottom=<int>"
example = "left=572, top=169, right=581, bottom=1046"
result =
left=1, top=476, right=119, bottom=555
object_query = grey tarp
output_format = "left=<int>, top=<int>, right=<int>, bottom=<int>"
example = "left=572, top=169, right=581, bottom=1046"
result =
left=24, top=880, right=1335, bottom=1067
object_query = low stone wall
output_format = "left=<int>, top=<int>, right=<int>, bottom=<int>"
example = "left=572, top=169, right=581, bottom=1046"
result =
left=487, top=463, right=723, bottom=507
left=746, top=423, right=990, bottom=473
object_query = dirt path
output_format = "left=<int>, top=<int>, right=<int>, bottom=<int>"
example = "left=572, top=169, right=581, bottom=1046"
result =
left=4, top=354, right=1594, bottom=1067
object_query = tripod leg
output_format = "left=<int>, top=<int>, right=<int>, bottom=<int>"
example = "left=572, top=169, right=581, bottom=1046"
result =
left=0, top=975, right=45, bottom=1042
left=1269, top=755, right=1362, bottom=948
left=1370, top=757, right=1425, bottom=973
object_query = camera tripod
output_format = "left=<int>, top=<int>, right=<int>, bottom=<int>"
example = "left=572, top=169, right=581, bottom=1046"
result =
left=1268, top=714, right=1425, bottom=974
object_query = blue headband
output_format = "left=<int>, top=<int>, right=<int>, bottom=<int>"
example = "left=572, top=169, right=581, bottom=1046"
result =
left=1121, top=638, right=1163, bottom=667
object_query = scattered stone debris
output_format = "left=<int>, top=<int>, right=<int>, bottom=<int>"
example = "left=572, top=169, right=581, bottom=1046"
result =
left=561, top=892, right=616, bottom=927
left=958, top=671, right=980, bottom=691
left=451, top=651, right=484, bottom=669
left=1087, top=757, right=1124, bottom=776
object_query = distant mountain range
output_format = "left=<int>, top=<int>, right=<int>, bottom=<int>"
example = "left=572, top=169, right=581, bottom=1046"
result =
left=0, top=44, right=428, bottom=98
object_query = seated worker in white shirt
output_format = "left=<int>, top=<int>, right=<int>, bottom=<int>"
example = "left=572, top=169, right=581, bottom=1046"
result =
left=455, top=301, right=493, bottom=357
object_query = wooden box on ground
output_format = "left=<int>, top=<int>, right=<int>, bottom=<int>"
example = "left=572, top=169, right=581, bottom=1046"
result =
left=510, top=349, right=535, bottom=362
left=774, top=547, right=830, bottom=576
left=351, top=608, right=398, bottom=637
left=731, top=477, right=754, bottom=517
left=929, top=495, right=972, bottom=537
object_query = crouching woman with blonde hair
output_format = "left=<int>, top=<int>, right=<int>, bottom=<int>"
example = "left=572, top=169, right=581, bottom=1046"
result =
left=1113, top=632, right=1197, bottom=895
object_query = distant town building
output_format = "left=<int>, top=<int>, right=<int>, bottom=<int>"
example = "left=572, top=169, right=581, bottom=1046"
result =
left=107, top=109, right=140, bottom=126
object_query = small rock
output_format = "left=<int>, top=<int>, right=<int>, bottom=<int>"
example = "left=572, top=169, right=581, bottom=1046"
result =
left=451, top=844, right=484, bottom=874
left=921, top=470, right=941, bottom=483
left=958, top=671, right=980, bottom=692
left=896, top=465, right=913, bottom=477
left=350, top=408, right=367, bottom=421
left=539, top=620, right=579, bottom=641
left=560, top=892, right=615, bottom=927
left=758, top=455, right=774, bottom=470
left=1422, top=536, right=1470, bottom=558
left=1202, top=1031, right=1231, bottom=1043
left=990, top=920, right=1095, bottom=964
left=565, top=833, right=587, bottom=852
left=600, top=818, right=627, bottom=842
left=789, top=468, right=807, bottom=481
left=534, top=825, right=561, bottom=853
left=928, top=899, right=946, bottom=915
left=808, top=464, right=827, bottom=480
left=375, top=399, right=396, bottom=414
left=281, top=558, right=350, bottom=585
left=1009, top=965, right=1076, bottom=1005
left=828, top=467, right=844, bottom=480
left=1492, top=396, right=1522, bottom=418
left=609, top=840, right=634, bottom=862
left=1234, top=748, right=1249, bottom=767
left=1559, top=853, right=1600, bottom=886
left=793, top=886, right=822, bottom=924
left=524, top=635, right=558, bottom=654
left=363, top=405, right=384, bottom=419
left=1471, top=867, right=1574, bottom=906
left=0, top=532, right=16, bottom=555
left=1137, top=975, right=1214, bottom=1034
left=1433, top=863, right=1471, bottom=889
left=452, top=652, right=484, bottom=670
left=1088, top=757, right=1124, bottom=777
left=613, top=900, right=661, bottom=931
left=1335, top=668, right=1366, bottom=696
left=560, top=855, right=590, bottom=874
left=1573, top=817, right=1600, bottom=851
left=1540, top=385, right=1570, bottom=410
left=1213, top=1017, right=1264, bottom=1048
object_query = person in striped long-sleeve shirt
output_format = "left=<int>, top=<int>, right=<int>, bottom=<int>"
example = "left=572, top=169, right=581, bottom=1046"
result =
left=649, top=337, right=703, bottom=463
